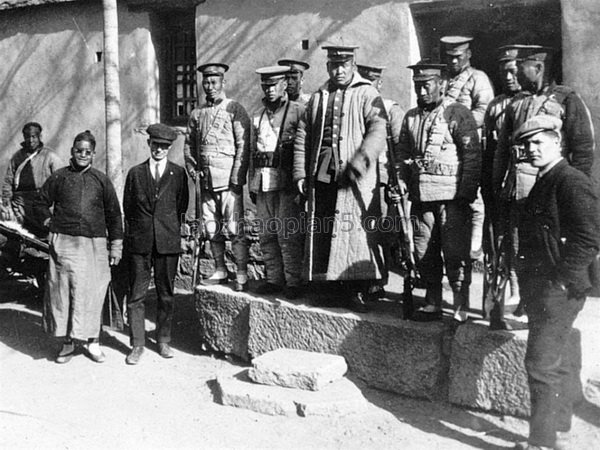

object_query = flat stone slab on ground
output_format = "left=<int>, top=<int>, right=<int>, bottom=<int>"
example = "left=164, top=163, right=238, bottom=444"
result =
left=217, top=369, right=367, bottom=417
left=248, top=348, right=348, bottom=391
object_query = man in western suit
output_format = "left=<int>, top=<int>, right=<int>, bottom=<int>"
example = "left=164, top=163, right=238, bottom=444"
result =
left=124, top=123, right=189, bottom=365
left=513, top=115, right=599, bottom=450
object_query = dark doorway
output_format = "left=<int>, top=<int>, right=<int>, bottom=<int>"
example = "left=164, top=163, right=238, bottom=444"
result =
left=410, top=0, right=562, bottom=93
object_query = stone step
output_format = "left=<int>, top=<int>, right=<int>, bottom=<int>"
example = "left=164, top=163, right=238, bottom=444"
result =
left=217, top=369, right=368, bottom=417
left=248, top=348, right=347, bottom=391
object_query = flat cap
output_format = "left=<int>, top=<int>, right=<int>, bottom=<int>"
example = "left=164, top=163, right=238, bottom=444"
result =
left=197, top=63, right=229, bottom=76
left=357, top=64, right=386, bottom=81
left=256, top=65, right=291, bottom=85
left=322, top=44, right=359, bottom=62
left=278, top=59, right=310, bottom=72
left=407, top=59, right=446, bottom=81
left=515, top=45, right=554, bottom=62
left=147, top=123, right=177, bottom=144
left=513, top=114, right=562, bottom=142
left=440, top=35, right=473, bottom=55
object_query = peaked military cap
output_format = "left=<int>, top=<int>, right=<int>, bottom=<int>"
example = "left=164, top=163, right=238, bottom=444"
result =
left=407, top=59, right=446, bottom=81
left=515, top=45, right=555, bottom=62
left=513, top=114, right=562, bottom=142
left=278, top=59, right=310, bottom=72
left=197, top=63, right=229, bottom=76
left=357, top=64, right=386, bottom=81
left=147, top=123, right=177, bottom=144
left=440, top=36, right=473, bottom=55
left=497, top=45, right=523, bottom=62
left=322, top=44, right=359, bottom=62
left=256, top=65, right=291, bottom=85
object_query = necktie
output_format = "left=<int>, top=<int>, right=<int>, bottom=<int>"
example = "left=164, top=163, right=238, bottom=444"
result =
left=154, top=162, right=161, bottom=182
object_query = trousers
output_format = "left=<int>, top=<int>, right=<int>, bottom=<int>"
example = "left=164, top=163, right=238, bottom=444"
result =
left=521, top=275, right=585, bottom=448
left=412, top=200, right=472, bottom=307
left=127, top=251, right=179, bottom=346
left=256, top=190, right=303, bottom=287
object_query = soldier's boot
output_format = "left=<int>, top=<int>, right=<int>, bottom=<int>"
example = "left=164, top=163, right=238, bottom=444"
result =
left=413, top=283, right=443, bottom=321
left=202, top=241, right=228, bottom=285
left=451, top=281, right=469, bottom=323
left=232, top=235, right=250, bottom=292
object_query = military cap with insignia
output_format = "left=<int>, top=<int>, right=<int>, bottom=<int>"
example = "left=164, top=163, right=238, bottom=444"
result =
left=515, top=45, right=555, bottom=62
left=256, top=65, right=291, bottom=85
left=321, top=44, right=359, bottom=62
left=407, top=59, right=446, bottom=81
left=440, top=35, right=473, bottom=55
left=497, top=44, right=523, bottom=62
left=357, top=64, right=386, bottom=81
left=147, top=123, right=177, bottom=143
left=196, top=63, right=230, bottom=76
left=513, top=114, right=562, bottom=142
left=277, top=59, right=310, bottom=73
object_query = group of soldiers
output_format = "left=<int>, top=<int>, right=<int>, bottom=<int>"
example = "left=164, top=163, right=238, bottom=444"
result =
left=1, top=34, right=599, bottom=450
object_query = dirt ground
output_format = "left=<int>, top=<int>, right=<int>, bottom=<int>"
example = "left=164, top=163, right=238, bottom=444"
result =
left=1, top=273, right=599, bottom=450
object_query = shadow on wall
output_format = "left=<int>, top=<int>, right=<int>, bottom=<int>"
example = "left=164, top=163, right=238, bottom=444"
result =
left=0, top=1, right=152, bottom=176
left=193, top=0, right=414, bottom=111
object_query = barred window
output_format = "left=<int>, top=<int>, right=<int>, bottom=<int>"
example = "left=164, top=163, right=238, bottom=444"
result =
left=169, top=28, right=197, bottom=122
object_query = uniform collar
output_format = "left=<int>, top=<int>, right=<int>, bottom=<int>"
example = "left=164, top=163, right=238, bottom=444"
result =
left=205, top=92, right=227, bottom=107
left=262, top=92, right=288, bottom=111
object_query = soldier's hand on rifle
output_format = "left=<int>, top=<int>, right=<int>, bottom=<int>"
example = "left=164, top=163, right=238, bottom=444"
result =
left=0, top=205, right=12, bottom=221
left=296, top=179, right=306, bottom=195
left=387, top=180, right=407, bottom=204
left=250, top=192, right=257, bottom=204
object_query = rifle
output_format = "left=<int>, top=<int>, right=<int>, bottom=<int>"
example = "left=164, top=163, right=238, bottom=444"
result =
left=0, top=221, right=49, bottom=253
left=482, top=210, right=511, bottom=329
left=191, top=172, right=204, bottom=287
left=384, top=126, right=419, bottom=320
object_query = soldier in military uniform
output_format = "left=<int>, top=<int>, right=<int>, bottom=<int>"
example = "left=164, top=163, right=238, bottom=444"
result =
left=482, top=45, right=524, bottom=329
left=277, top=59, right=311, bottom=105
left=396, top=61, right=481, bottom=322
left=441, top=36, right=494, bottom=267
left=184, top=63, right=251, bottom=291
left=492, top=45, right=595, bottom=320
left=293, top=45, right=388, bottom=313
left=249, top=66, right=305, bottom=299
left=356, top=63, right=405, bottom=297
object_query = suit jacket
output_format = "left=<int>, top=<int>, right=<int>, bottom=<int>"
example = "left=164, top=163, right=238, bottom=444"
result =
left=518, top=159, right=599, bottom=294
left=124, top=159, right=189, bottom=255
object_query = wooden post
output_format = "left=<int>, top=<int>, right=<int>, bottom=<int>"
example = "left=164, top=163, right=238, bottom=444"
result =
left=102, top=0, right=123, bottom=199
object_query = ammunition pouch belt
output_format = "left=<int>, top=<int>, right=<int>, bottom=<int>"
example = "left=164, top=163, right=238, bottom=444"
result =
left=410, top=158, right=459, bottom=176
left=253, top=151, right=280, bottom=168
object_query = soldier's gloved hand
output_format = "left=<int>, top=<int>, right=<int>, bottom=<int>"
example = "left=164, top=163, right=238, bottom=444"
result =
left=249, top=192, right=257, bottom=204
left=296, top=179, right=306, bottom=195
left=229, top=183, right=243, bottom=195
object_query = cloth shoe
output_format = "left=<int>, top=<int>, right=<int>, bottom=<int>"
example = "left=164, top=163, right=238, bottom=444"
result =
left=84, top=342, right=106, bottom=363
left=348, top=291, right=369, bottom=313
left=234, top=273, right=248, bottom=292
left=413, top=305, right=443, bottom=322
left=453, top=306, right=469, bottom=324
left=55, top=342, right=76, bottom=364
left=158, top=343, right=174, bottom=359
left=201, top=270, right=229, bottom=286
left=126, top=346, right=145, bottom=365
